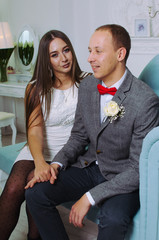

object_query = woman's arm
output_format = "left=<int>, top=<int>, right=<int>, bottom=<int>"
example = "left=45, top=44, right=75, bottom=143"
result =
left=25, top=84, right=60, bottom=188
left=25, top=104, right=59, bottom=188
left=27, top=103, right=52, bottom=182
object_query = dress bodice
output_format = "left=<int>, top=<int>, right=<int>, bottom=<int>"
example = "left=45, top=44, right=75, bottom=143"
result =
left=42, top=84, right=79, bottom=160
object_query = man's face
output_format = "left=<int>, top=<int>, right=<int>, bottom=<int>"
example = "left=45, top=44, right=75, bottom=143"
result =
left=88, top=30, right=119, bottom=84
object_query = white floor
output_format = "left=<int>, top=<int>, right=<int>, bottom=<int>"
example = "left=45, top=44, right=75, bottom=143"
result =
left=1, top=132, right=98, bottom=240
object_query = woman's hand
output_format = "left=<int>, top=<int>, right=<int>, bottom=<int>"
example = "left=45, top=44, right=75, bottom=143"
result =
left=34, top=161, right=51, bottom=182
left=25, top=162, right=51, bottom=189
left=25, top=161, right=51, bottom=189
left=25, top=176, right=39, bottom=189
left=25, top=162, right=61, bottom=189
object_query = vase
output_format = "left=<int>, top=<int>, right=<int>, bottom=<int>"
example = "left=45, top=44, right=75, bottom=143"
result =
left=0, top=48, right=15, bottom=82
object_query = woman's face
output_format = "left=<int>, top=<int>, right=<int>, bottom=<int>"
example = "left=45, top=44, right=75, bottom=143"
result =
left=49, top=38, right=73, bottom=77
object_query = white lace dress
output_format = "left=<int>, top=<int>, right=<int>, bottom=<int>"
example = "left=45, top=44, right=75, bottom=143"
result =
left=15, top=83, right=79, bottom=163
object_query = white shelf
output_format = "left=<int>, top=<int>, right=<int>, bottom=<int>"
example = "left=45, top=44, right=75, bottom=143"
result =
left=131, top=37, right=159, bottom=55
left=0, top=81, right=27, bottom=98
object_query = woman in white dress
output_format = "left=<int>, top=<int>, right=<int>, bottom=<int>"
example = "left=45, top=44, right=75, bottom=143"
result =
left=0, top=30, right=91, bottom=240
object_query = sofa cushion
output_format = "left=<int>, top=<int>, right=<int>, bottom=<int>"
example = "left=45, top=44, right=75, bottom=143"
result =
left=0, top=142, right=26, bottom=174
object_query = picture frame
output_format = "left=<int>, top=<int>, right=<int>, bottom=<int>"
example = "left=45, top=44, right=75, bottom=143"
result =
left=133, top=18, right=150, bottom=37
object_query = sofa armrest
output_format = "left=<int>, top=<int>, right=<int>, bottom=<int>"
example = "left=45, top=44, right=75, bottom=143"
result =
left=139, top=126, right=159, bottom=240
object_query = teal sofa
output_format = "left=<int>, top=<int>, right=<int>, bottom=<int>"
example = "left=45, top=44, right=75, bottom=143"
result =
left=0, top=54, right=159, bottom=239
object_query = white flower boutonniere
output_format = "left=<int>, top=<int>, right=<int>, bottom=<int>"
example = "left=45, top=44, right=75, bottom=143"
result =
left=103, top=101, right=125, bottom=123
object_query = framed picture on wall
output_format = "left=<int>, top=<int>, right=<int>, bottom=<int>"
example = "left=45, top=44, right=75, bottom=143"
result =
left=134, top=18, right=150, bottom=37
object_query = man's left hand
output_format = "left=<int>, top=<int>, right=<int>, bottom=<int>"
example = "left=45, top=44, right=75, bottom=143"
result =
left=69, top=194, right=91, bottom=228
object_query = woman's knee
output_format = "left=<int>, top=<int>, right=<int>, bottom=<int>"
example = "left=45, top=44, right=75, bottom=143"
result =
left=0, top=181, right=25, bottom=204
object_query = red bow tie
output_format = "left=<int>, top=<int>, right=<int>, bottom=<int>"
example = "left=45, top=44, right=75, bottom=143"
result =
left=97, top=84, right=117, bottom=96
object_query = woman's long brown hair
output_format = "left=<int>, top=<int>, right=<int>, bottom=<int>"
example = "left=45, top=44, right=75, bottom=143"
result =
left=25, top=30, right=82, bottom=139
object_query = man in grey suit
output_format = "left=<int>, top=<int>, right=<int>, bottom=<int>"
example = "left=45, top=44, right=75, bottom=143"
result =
left=25, top=24, right=159, bottom=240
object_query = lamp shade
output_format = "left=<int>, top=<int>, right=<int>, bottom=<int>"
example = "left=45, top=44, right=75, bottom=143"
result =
left=0, top=22, right=14, bottom=49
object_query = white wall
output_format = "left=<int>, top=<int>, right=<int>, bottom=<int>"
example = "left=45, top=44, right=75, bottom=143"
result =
left=1, top=0, right=159, bottom=75
left=1, top=0, right=159, bottom=132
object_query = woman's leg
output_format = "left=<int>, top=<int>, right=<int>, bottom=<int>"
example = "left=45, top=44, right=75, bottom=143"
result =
left=0, top=160, right=35, bottom=240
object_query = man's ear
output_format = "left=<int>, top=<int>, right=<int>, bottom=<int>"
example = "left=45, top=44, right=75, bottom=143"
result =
left=117, top=47, right=126, bottom=62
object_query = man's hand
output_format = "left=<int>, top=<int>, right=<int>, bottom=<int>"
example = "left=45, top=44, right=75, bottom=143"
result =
left=50, top=163, right=61, bottom=184
left=69, top=194, right=91, bottom=228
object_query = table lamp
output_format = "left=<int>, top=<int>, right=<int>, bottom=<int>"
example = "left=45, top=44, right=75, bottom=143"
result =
left=0, top=22, right=15, bottom=82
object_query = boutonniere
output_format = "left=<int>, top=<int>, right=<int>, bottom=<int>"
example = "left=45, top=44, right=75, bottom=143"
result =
left=103, top=101, right=125, bottom=123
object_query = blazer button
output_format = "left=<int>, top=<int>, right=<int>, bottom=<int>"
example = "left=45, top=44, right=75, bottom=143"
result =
left=96, top=150, right=101, bottom=154
left=84, top=161, right=88, bottom=166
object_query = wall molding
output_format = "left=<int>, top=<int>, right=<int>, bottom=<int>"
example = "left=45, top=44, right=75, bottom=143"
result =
left=131, top=37, right=159, bottom=55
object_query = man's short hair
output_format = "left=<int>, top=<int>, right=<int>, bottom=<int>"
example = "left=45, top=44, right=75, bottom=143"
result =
left=96, top=24, right=131, bottom=63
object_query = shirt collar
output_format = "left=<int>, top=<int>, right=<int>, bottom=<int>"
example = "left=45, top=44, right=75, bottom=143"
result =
left=102, top=69, right=127, bottom=90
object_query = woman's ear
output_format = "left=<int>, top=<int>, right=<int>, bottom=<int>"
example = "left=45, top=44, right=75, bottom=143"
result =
left=117, top=47, right=127, bottom=62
